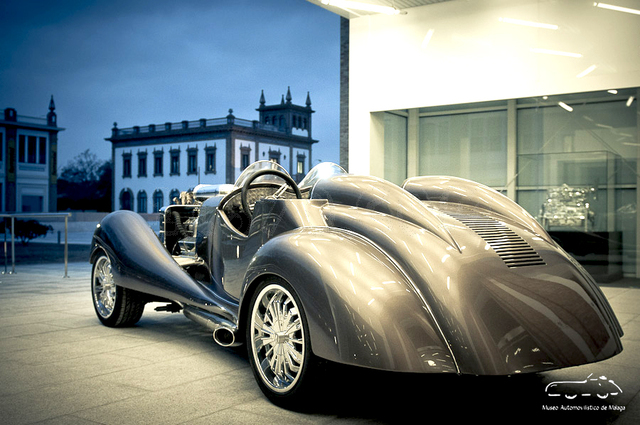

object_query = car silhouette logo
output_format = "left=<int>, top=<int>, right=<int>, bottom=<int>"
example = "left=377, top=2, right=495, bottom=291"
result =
left=545, top=373, right=623, bottom=400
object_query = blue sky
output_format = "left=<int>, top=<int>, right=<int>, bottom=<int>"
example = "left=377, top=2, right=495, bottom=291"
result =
left=0, top=0, right=340, bottom=170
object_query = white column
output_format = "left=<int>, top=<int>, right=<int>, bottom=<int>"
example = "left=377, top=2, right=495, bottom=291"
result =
left=407, top=108, right=419, bottom=179
left=369, top=112, right=385, bottom=178
left=506, top=99, right=517, bottom=200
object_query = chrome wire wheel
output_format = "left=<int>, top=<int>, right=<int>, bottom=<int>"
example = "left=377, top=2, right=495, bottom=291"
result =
left=92, top=255, right=116, bottom=319
left=90, top=250, right=145, bottom=328
left=250, top=283, right=305, bottom=394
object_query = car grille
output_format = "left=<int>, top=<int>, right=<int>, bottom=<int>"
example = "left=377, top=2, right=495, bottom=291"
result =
left=448, top=213, right=546, bottom=268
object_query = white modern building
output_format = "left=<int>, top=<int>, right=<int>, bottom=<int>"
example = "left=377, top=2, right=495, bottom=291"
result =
left=107, top=88, right=317, bottom=213
left=311, top=0, right=640, bottom=279
left=0, top=96, right=62, bottom=212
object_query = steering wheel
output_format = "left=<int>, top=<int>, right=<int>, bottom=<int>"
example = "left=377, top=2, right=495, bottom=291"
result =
left=241, top=169, right=302, bottom=219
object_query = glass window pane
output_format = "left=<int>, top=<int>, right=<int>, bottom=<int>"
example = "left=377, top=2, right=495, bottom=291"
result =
left=383, top=113, right=407, bottom=185
left=19, top=135, right=25, bottom=163
left=516, top=96, right=638, bottom=280
left=39, top=137, right=46, bottom=164
left=27, top=136, right=37, bottom=163
left=419, top=111, right=507, bottom=187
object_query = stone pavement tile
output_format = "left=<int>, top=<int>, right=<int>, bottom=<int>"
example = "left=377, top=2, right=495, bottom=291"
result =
left=604, top=286, right=640, bottom=316
left=112, top=333, right=222, bottom=363
left=26, top=416, right=103, bottom=425
left=616, top=393, right=640, bottom=425
left=73, top=370, right=263, bottom=425
left=605, top=339, right=640, bottom=368
left=93, top=349, right=248, bottom=392
left=615, top=312, right=638, bottom=328
left=192, top=398, right=343, bottom=425
left=0, top=322, right=69, bottom=339
left=0, top=352, right=152, bottom=396
left=185, top=409, right=308, bottom=425
left=231, top=394, right=380, bottom=425
left=15, top=321, right=125, bottom=346
left=0, top=335, right=47, bottom=355
left=115, top=309, right=218, bottom=342
left=621, top=318, right=640, bottom=341
left=2, top=334, right=154, bottom=365
left=0, top=310, right=95, bottom=329
left=0, top=376, right=149, bottom=425
left=1, top=263, right=638, bottom=424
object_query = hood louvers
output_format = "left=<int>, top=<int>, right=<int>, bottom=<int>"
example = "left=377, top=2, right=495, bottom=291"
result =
left=449, top=213, right=546, bottom=268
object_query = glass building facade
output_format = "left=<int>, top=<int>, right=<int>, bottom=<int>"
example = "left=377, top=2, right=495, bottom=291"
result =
left=383, top=87, right=639, bottom=279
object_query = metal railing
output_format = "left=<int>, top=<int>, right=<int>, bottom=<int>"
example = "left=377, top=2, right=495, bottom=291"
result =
left=0, top=213, right=72, bottom=277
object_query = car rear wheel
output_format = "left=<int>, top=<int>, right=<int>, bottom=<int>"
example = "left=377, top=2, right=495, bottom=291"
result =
left=247, top=278, right=321, bottom=407
left=91, top=252, right=145, bottom=327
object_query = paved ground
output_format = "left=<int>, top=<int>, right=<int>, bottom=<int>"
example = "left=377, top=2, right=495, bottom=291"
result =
left=0, top=262, right=639, bottom=424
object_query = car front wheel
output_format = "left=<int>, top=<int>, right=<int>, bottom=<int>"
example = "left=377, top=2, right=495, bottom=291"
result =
left=247, top=278, right=321, bottom=407
left=91, top=252, right=145, bottom=327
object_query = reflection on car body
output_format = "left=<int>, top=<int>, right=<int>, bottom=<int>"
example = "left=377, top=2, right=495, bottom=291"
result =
left=89, top=160, right=624, bottom=407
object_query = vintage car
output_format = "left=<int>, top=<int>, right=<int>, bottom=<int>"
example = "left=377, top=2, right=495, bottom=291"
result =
left=90, top=160, right=623, bottom=406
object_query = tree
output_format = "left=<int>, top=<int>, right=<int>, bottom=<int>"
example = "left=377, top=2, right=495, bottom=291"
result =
left=0, top=219, right=53, bottom=245
left=57, top=149, right=112, bottom=211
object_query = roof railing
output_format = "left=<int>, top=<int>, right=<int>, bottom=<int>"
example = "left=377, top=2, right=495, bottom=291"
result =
left=113, top=116, right=283, bottom=137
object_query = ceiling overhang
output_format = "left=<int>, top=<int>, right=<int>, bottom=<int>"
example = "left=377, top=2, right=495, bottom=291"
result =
left=306, top=0, right=454, bottom=19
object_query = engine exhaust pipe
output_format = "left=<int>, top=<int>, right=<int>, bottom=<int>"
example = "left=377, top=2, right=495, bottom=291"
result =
left=213, top=327, right=237, bottom=347
left=183, top=306, right=241, bottom=347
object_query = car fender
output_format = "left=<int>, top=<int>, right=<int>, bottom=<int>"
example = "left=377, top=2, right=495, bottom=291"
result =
left=403, top=175, right=553, bottom=244
left=320, top=203, right=623, bottom=375
left=91, top=210, right=237, bottom=320
left=240, top=227, right=458, bottom=374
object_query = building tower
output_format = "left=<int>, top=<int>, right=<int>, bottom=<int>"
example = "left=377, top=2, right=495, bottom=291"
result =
left=257, top=87, right=314, bottom=139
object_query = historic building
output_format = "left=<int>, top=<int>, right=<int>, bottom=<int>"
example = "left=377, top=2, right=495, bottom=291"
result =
left=107, top=88, right=317, bottom=213
left=0, top=96, right=62, bottom=212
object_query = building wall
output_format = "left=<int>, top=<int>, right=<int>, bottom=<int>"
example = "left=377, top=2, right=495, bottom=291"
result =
left=110, top=94, right=316, bottom=212
left=114, top=138, right=227, bottom=213
left=0, top=124, right=56, bottom=213
left=347, top=0, right=640, bottom=175
left=114, top=135, right=312, bottom=212
left=233, top=139, right=256, bottom=182
left=15, top=128, right=50, bottom=212
left=338, top=0, right=640, bottom=278
left=1, top=100, right=60, bottom=213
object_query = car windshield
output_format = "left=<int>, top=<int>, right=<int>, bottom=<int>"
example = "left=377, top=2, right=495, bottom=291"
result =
left=233, top=161, right=290, bottom=189
left=299, top=162, right=347, bottom=189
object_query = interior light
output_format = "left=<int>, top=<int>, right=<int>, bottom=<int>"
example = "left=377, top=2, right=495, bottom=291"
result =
left=608, top=89, right=618, bottom=94
left=594, top=2, right=640, bottom=15
left=577, top=65, right=597, bottom=78
left=499, top=17, right=558, bottom=30
left=321, top=0, right=401, bottom=15
left=531, top=48, right=583, bottom=58
left=422, top=29, right=435, bottom=48
left=558, top=102, right=574, bottom=112
left=627, top=96, right=635, bottom=107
